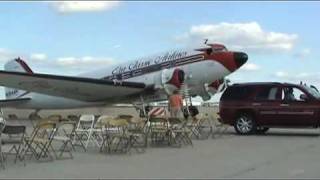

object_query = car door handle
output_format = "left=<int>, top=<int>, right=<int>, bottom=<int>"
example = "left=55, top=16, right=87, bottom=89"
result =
left=280, top=104, right=289, bottom=107
left=252, top=103, right=261, bottom=106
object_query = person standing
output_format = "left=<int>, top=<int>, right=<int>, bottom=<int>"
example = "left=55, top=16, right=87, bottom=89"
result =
left=169, top=90, right=183, bottom=118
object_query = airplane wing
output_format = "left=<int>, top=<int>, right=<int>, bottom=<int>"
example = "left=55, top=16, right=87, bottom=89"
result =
left=0, top=98, right=31, bottom=107
left=0, top=71, right=146, bottom=102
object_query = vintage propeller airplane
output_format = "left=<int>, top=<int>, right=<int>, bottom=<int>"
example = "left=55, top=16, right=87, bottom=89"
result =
left=0, top=43, right=248, bottom=111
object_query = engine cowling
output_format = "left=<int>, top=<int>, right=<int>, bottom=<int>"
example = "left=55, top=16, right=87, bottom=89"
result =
left=161, top=68, right=185, bottom=95
left=199, top=78, right=228, bottom=101
left=208, top=78, right=228, bottom=94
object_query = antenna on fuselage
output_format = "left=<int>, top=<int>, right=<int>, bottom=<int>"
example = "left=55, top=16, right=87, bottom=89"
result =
left=204, top=39, right=208, bottom=45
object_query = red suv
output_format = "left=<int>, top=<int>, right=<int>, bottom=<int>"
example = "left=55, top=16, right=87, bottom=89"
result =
left=219, top=82, right=320, bottom=135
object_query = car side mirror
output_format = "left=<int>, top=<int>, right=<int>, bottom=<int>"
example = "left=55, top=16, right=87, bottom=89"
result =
left=300, top=94, right=308, bottom=101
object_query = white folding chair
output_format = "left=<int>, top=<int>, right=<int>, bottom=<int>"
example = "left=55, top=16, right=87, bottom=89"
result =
left=91, top=115, right=114, bottom=147
left=97, top=115, right=116, bottom=153
left=95, top=115, right=114, bottom=131
left=211, top=112, right=228, bottom=137
left=0, top=116, right=6, bottom=169
left=74, top=114, right=99, bottom=149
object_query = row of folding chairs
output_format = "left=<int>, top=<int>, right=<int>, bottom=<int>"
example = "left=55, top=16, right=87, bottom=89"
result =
left=146, top=111, right=228, bottom=145
left=22, top=119, right=81, bottom=162
left=1, top=113, right=28, bottom=170
left=186, top=112, right=229, bottom=139
left=0, top=111, right=225, bottom=171
left=72, top=114, right=147, bottom=154
left=27, top=114, right=146, bottom=156
left=0, top=118, right=6, bottom=169
left=146, top=116, right=193, bottom=147
left=0, top=114, right=84, bottom=168
left=30, top=112, right=221, bottom=153
left=1, top=114, right=95, bottom=168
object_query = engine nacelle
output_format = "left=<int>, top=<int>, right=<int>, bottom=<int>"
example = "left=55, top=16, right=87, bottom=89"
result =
left=160, top=68, right=185, bottom=95
left=199, top=78, right=228, bottom=101
left=207, top=78, right=228, bottom=94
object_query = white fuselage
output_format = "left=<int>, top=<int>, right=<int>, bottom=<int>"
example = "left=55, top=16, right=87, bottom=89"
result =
left=13, top=49, right=231, bottom=109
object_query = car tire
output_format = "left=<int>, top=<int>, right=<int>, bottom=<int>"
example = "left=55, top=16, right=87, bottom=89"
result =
left=256, top=127, right=269, bottom=134
left=234, top=113, right=256, bottom=135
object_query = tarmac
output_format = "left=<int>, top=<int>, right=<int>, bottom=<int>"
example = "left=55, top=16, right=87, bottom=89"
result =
left=1, top=107, right=320, bottom=179
left=1, top=123, right=320, bottom=179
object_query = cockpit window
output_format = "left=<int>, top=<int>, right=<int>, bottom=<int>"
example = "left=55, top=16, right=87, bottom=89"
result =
left=195, top=44, right=228, bottom=54
left=211, top=44, right=228, bottom=52
left=206, top=48, right=213, bottom=55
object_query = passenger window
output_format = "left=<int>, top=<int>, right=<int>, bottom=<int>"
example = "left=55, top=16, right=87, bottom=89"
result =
left=255, top=86, right=279, bottom=101
left=281, top=87, right=308, bottom=102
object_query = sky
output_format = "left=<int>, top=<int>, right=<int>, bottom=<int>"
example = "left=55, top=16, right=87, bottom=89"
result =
left=0, top=1, right=319, bottom=102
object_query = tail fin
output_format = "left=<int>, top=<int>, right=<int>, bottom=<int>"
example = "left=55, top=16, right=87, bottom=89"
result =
left=4, top=57, right=33, bottom=99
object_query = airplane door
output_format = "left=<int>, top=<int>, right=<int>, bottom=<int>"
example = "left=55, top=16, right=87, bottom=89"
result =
left=254, top=85, right=281, bottom=126
left=277, top=86, right=317, bottom=126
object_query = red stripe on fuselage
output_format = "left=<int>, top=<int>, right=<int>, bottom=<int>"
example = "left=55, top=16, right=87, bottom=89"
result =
left=104, top=51, right=236, bottom=81
left=103, top=54, right=205, bottom=80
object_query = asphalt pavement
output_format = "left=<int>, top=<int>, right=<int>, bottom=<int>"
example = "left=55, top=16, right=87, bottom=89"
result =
left=1, top=125, right=320, bottom=179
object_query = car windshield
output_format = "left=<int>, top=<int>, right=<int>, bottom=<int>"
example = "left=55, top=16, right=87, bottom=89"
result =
left=303, top=86, right=320, bottom=99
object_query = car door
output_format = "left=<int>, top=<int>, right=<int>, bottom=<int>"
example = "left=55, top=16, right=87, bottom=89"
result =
left=254, top=85, right=282, bottom=126
left=277, top=85, right=318, bottom=126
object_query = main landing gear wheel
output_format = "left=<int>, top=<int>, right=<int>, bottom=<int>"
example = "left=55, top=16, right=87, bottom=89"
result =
left=234, top=114, right=256, bottom=135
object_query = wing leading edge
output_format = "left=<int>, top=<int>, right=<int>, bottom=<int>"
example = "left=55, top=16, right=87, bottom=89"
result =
left=0, top=98, right=31, bottom=107
left=0, top=71, right=146, bottom=102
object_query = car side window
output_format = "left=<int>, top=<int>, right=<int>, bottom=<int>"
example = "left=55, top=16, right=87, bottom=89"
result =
left=268, top=87, right=278, bottom=100
left=255, top=86, right=279, bottom=101
left=221, top=86, right=254, bottom=101
left=281, top=87, right=308, bottom=102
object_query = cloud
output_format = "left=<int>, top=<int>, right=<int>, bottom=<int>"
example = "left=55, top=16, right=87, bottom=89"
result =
left=1, top=49, right=49, bottom=67
left=240, top=63, right=260, bottom=71
left=0, top=48, right=118, bottom=75
left=293, top=48, right=311, bottom=60
left=176, top=22, right=298, bottom=54
left=113, top=44, right=121, bottom=49
left=275, top=71, right=315, bottom=80
left=50, top=1, right=120, bottom=13
left=275, top=71, right=289, bottom=78
left=0, top=48, right=16, bottom=63
left=274, top=71, right=320, bottom=87
left=56, top=56, right=115, bottom=69
left=228, top=76, right=245, bottom=82
left=30, top=53, right=47, bottom=62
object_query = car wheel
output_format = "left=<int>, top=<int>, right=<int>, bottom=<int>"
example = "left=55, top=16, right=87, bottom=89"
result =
left=234, top=114, right=256, bottom=135
left=256, top=127, right=269, bottom=134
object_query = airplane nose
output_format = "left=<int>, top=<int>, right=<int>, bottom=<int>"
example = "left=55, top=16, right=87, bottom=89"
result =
left=234, top=52, right=248, bottom=68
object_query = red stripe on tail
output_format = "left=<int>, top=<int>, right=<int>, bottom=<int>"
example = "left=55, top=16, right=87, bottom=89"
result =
left=15, top=58, right=33, bottom=74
